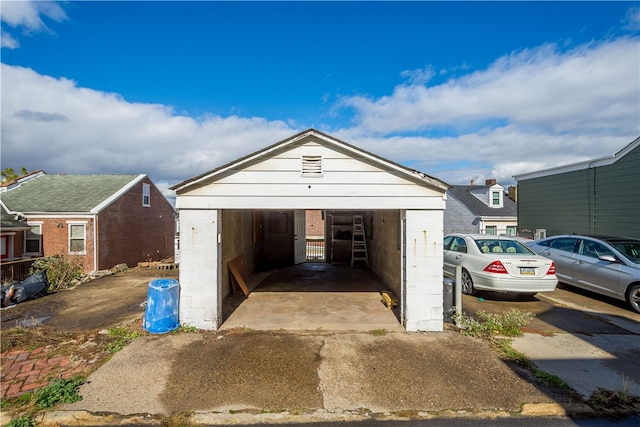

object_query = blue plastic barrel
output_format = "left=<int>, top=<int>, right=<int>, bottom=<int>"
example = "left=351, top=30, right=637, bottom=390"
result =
left=143, top=278, right=180, bottom=334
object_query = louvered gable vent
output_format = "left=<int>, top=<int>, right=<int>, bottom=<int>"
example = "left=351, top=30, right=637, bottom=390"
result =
left=301, top=155, right=323, bottom=177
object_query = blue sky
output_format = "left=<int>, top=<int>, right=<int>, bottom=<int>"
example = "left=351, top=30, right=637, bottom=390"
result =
left=2, top=1, right=639, bottom=199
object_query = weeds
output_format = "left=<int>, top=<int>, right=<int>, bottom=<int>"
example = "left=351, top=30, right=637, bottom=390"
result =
left=34, top=376, right=86, bottom=409
left=453, top=308, right=533, bottom=339
left=0, top=327, right=77, bottom=352
left=105, top=326, right=140, bottom=353
left=172, top=325, right=198, bottom=334
left=4, top=376, right=86, bottom=427
left=588, top=375, right=640, bottom=413
left=6, top=414, right=36, bottom=427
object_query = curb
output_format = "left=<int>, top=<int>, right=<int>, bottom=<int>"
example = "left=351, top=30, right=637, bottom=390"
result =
left=13, top=404, right=616, bottom=426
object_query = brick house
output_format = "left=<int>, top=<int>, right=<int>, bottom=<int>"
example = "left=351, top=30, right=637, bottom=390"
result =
left=0, top=172, right=176, bottom=274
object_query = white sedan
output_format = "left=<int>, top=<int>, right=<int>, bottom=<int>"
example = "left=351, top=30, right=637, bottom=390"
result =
left=443, top=233, right=558, bottom=296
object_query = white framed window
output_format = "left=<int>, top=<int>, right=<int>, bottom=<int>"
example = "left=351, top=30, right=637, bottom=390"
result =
left=142, top=183, right=151, bottom=207
left=69, top=223, right=87, bottom=254
left=485, top=225, right=497, bottom=235
left=506, top=226, right=517, bottom=236
left=491, top=191, right=500, bottom=206
left=24, top=223, right=43, bottom=255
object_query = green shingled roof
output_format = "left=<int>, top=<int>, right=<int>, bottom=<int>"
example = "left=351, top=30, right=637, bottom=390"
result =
left=0, top=174, right=141, bottom=213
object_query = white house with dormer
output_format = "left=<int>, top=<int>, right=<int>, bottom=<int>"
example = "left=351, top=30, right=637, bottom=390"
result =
left=444, top=179, right=518, bottom=236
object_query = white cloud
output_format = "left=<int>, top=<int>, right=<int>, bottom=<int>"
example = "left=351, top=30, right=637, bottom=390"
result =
left=0, top=0, right=68, bottom=48
left=333, top=37, right=639, bottom=185
left=340, top=38, right=639, bottom=136
left=0, top=64, right=294, bottom=199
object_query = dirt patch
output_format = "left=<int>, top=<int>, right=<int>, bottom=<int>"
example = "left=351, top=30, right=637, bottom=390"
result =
left=1, top=267, right=178, bottom=332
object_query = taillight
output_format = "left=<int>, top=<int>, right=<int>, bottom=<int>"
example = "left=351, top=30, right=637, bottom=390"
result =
left=484, top=260, right=508, bottom=274
left=546, top=262, right=556, bottom=275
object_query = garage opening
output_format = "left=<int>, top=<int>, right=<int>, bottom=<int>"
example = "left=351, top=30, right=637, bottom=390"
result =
left=220, top=209, right=404, bottom=330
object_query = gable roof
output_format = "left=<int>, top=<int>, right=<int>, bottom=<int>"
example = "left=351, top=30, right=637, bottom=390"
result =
left=171, top=128, right=450, bottom=193
left=448, top=185, right=517, bottom=218
left=514, top=136, right=640, bottom=181
left=0, top=169, right=46, bottom=191
left=0, top=173, right=146, bottom=214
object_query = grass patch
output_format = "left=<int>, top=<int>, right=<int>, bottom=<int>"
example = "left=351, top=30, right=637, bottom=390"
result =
left=369, top=329, right=387, bottom=336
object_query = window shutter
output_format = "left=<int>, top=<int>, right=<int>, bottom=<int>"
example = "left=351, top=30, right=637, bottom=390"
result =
left=301, top=155, right=323, bottom=177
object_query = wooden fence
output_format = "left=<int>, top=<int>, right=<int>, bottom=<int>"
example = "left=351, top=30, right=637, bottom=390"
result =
left=1, top=258, right=41, bottom=284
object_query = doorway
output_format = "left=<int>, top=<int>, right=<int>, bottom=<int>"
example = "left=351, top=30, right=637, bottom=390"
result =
left=304, top=210, right=325, bottom=262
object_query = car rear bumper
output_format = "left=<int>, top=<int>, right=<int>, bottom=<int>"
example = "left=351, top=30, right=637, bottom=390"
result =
left=471, top=273, right=558, bottom=293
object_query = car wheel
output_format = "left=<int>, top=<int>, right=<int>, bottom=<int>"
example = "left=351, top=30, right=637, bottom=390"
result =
left=626, top=284, right=640, bottom=314
left=461, top=269, right=476, bottom=295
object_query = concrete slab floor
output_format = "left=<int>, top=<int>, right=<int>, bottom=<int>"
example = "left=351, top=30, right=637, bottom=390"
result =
left=221, top=263, right=404, bottom=332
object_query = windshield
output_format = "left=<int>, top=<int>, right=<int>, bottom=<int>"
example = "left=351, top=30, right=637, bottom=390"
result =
left=474, top=239, right=535, bottom=255
left=610, top=241, right=640, bottom=264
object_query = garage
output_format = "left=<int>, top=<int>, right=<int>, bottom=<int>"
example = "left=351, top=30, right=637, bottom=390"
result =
left=171, top=129, right=449, bottom=332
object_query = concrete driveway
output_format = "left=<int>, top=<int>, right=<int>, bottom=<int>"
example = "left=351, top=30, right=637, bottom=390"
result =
left=460, top=284, right=640, bottom=399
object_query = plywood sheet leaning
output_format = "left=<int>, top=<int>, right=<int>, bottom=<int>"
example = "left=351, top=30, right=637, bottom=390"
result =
left=228, top=255, right=251, bottom=296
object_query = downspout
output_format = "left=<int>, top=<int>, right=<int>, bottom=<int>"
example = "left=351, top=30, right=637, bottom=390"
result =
left=93, top=214, right=98, bottom=272
left=400, top=210, right=406, bottom=327
left=587, top=162, right=596, bottom=235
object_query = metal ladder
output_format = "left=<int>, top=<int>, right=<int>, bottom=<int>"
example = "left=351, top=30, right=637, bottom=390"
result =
left=351, top=215, right=369, bottom=267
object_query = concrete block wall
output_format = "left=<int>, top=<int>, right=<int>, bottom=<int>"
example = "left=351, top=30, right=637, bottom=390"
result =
left=178, top=209, right=220, bottom=330
left=370, top=210, right=402, bottom=297
left=403, top=209, right=444, bottom=332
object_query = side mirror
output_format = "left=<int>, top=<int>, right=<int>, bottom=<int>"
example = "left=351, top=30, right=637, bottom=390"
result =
left=599, top=254, right=617, bottom=263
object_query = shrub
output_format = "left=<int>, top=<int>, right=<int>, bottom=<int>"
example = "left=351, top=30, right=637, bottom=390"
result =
left=29, top=254, right=85, bottom=292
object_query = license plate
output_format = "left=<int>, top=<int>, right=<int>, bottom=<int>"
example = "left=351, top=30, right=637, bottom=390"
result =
left=520, top=267, right=536, bottom=275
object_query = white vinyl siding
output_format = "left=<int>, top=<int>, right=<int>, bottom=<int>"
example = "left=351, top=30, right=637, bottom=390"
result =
left=177, top=141, right=446, bottom=210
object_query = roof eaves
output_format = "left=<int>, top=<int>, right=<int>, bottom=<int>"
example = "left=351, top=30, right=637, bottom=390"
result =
left=0, top=170, right=47, bottom=192
left=171, top=129, right=450, bottom=193
left=514, top=136, right=640, bottom=181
